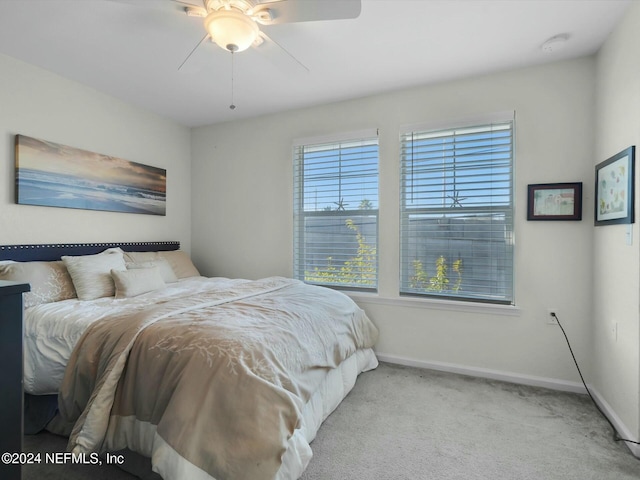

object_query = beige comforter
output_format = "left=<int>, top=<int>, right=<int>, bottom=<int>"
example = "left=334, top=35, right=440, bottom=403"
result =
left=58, top=277, right=378, bottom=480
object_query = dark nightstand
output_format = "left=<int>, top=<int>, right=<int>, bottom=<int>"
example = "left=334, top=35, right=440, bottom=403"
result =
left=0, top=281, right=30, bottom=480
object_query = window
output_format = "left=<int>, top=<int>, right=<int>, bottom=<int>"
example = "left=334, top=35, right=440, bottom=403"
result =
left=293, top=131, right=379, bottom=291
left=400, top=115, right=514, bottom=304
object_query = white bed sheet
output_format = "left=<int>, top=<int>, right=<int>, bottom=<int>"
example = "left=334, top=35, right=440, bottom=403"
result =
left=24, top=276, right=250, bottom=395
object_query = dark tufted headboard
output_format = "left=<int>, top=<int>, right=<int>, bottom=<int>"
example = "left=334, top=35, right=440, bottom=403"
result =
left=0, top=241, right=180, bottom=262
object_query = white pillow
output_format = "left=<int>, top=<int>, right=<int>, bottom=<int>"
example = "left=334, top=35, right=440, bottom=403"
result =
left=62, top=248, right=126, bottom=300
left=124, top=250, right=200, bottom=279
left=123, top=251, right=159, bottom=263
left=126, top=258, right=178, bottom=283
left=111, top=267, right=166, bottom=299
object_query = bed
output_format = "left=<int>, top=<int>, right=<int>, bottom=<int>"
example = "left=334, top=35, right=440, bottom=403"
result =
left=0, top=241, right=379, bottom=480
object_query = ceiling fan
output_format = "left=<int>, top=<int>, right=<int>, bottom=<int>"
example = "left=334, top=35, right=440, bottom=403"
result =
left=111, top=0, right=361, bottom=108
left=165, top=0, right=361, bottom=71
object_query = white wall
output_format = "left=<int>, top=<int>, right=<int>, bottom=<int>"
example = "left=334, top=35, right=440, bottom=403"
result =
left=0, top=53, right=192, bottom=249
left=593, top=1, right=640, bottom=450
left=5, top=5, right=638, bottom=450
left=192, top=57, right=596, bottom=387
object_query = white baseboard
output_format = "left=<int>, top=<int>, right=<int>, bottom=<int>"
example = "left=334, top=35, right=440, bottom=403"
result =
left=376, top=353, right=587, bottom=393
left=376, top=353, right=640, bottom=458
left=587, top=385, right=640, bottom=457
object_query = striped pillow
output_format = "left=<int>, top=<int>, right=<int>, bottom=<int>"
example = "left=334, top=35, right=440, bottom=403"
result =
left=62, top=248, right=126, bottom=300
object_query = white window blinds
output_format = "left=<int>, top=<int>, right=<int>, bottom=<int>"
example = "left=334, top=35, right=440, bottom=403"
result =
left=293, top=131, right=379, bottom=290
left=400, top=117, right=514, bottom=304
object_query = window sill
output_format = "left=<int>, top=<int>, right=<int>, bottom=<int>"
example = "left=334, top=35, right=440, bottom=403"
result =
left=346, top=292, right=521, bottom=317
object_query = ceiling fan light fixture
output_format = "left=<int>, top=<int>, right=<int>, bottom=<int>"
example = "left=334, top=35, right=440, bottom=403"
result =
left=204, top=8, right=259, bottom=53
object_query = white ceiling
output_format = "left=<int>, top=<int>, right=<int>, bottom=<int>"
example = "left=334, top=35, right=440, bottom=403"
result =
left=0, top=0, right=631, bottom=127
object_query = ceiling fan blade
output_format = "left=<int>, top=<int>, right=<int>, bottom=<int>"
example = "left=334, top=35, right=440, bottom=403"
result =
left=106, top=0, right=198, bottom=11
left=178, top=32, right=211, bottom=71
left=105, top=0, right=203, bottom=13
left=254, top=0, right=361, bottom=25
left=173, top=0, right=206, bottom=7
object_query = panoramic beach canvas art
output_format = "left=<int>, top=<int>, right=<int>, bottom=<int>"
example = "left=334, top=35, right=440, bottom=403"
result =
left=15, top=135, right=166, bottom=216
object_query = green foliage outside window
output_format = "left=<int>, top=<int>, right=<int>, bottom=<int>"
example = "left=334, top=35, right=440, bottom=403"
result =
left=304, top=215, right=463, bottom=294
left=410, top=256, right=463, bottom=293
left=305, top=219, right=376, bottom=287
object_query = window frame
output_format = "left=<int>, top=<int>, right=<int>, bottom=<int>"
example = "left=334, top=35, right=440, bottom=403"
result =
left=293, top=129, right=380, bottom=292
left=398, top=112, right=515, bottom=305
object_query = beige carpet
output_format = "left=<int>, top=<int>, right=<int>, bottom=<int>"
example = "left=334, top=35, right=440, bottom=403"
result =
left=23, top=362, right=640, bottom=479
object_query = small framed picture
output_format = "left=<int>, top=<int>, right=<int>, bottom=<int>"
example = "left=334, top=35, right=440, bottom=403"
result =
left=595, top=146, right=635, bottom=226
left=527, top=182, right=583, bottom=221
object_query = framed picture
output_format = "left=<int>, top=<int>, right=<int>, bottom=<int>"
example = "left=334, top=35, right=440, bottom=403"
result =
left=595, top=146, right=635, bottom=226
left=15, top=134, right=167, bottom=216
left=527, top=182, right=583, bottom=221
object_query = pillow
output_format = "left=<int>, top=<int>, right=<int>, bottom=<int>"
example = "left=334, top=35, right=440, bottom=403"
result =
left=126, top=258, right=178, bottom=283
left=111, top=267, right=166, bottom=299
left=0, top=261, right=76, bottom=308
left=62, top=248, right=126, bottom=300
left=123, top=251, right=159, bottom=264
left=159, top=250, right=200, bottom=279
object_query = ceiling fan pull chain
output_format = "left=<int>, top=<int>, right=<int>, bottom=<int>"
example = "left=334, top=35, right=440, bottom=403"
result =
left=229, top=49, right=236, bottom=110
